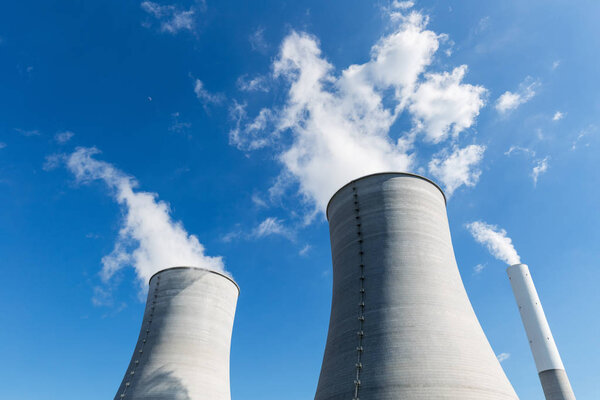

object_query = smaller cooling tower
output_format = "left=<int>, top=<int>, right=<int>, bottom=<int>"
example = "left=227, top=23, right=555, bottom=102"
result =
left=114, top=267, right=239, bottom=400
left=507, top=264, right=575, bottom=400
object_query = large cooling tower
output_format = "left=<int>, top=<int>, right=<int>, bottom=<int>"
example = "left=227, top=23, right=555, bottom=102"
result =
left=114, top=267, right=239, bottom=400
left=507, top=264, right=575, bottom=400
left=315, top=173, right=519, bottom=400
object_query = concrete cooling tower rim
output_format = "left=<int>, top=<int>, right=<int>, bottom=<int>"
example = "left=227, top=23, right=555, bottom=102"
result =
left=326, top=172, right=447, bottom=221
left=149, top=266, right=240, bottom=293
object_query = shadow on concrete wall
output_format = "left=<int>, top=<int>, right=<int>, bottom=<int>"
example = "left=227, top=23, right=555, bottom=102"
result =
left=136, top=367, right=191, bottom=400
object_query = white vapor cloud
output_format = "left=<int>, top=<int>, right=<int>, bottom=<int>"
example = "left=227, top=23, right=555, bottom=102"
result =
left=67, top=147, right=224, bottom=289
left=497, top=352, right=510, bottom=363
left=531, top=156, right=549, bottom=186
left=194, top=79, right=224, bottom=105
left=428, top=145, right=485, bottom=197
left=466, top=221, right=521, bottom=265
left=55, top=130, right=74, bottom=144
left=0, top=142, right=6, bottom=149
left=495, top=78, right=540, bottom=114
left=552, top=111, right=564, bottom=121
left=141, top=1, right=195, bottom=34
left=232, top=10, right=487, bottom=214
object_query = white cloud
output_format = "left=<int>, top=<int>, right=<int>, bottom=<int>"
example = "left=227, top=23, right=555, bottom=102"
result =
left=504, top=145, right=535, bottom=157
left=409, top=66, right=487, bottom=143
left=249, top=27, right=268, bottom=53
left=194, top=79, right=224, bottom=104
left=43, top=153, right=65, bottom=171
left=237, top=74, right=269, bottom=92
left=392, top=1, right=414, bottom=9
left=252, top=217, right=293, bottom=239
left=428, top=144, right=485, bottom=197
left=466, top=221, right=521, bottom=265
left=497, top=352, right=511, bottom=363
left=299, top=244, right=311, bottom=256
left=55, top=130, right=74, bottom=144
left=251, top=193, right=268, bottom=208
left=552, top=111, right=564, bottom=121
left=571, top=125, right=596, bottom=150
left=169, top=112, right=192, bottom=136
left=66, top=147, right=225, bottom=289
left=552, top=60, right=561, bottom=70
left=15, top=128, right=41, bottom=136
left=531, top=156, right=549, bottom=186
left=495, top=78, right=540, bottom=114
left=141, top=1, right=195, bottom=34
left=0, top=142, right=6, bottom=149
left=232, top=10, right=487, bottom=214
left=473, top=263, right=486, bottom=274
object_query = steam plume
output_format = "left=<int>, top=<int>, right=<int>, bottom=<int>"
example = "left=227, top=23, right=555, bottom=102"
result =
left=67, top=147, right=224, bottom=288
left=466, top=221, right=521, bottom=265
left=231, top=9, right=487, bottom=214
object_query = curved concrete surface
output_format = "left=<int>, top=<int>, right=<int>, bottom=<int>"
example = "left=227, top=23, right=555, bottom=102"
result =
left=315, top=173, right=519, bottom=400
left=114, top=267, right=239, bottom=400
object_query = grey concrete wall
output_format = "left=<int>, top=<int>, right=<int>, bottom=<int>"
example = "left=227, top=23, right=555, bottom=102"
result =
left=539, top=369, right=576, bottom=400
left=315, top=173, right=519, bottom=400
left=114, top=267, right=239, bottom=400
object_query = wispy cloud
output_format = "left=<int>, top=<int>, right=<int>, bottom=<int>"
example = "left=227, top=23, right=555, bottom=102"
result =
left=232, top=10, right=488, bottom=214
left=531, top=156, right=549, bottom=186
left=571, top=125, right=596, bottom=150
left=55, top=130, right=74, bottom=144
left=392, top=1, right=414, bottom=10
left=249, top=27, right=269, bottom=53
left=0, top=142, right=6, bottom=149
left=495, top=78, right=540, bottom=114
left=194, top=79, right=224, bottom=105
left=169, top=112, right=192, bottom=137
left=66, top=147, right=225, bottom=290
left=43, top=153, right=65, bottom=171
left=504, top=145, right=535, bottom=157
left=252, top=217, right=294, bottom=240
left=15, top=128, right=41, bottom=137
left=473, top=263, right=486, bottom=274
left=466, top=221, right=521, bottom=265
left=299, top=244, right=311, bottom=256
left=141, top=1, right=196, bottom=34
left=497, top=352, right=510, bottom=363
left=237, top=74, right=269, bottom=92
left=552, top=111, right=564, bottom=121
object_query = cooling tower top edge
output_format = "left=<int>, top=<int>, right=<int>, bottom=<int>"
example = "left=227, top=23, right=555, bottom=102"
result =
left=149, top=266, right=240, bottom=293
left=326, top=172, right=446, bottom=221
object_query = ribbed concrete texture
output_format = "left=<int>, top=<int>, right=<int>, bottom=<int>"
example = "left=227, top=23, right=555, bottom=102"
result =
left=507, top=264, right=575, bottom=400
left=114, top=267, right=239, bottom=400
left=316, top=173, right=519, bottom=400
left=539, top=369, right=576, bottom=400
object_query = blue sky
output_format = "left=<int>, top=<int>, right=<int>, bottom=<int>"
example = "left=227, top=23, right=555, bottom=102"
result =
left=1, top=1, right=598, bottom=399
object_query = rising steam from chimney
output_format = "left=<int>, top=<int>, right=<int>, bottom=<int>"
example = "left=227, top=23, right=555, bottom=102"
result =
left=67, top=147, right=225, bottom=288
left=466, top=220, right=521, bottom=265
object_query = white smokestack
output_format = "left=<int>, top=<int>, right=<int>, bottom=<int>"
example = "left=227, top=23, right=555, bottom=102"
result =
left=507, top=264, right=575, bottom=400
left=466, top=221, right=575, bottom=400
